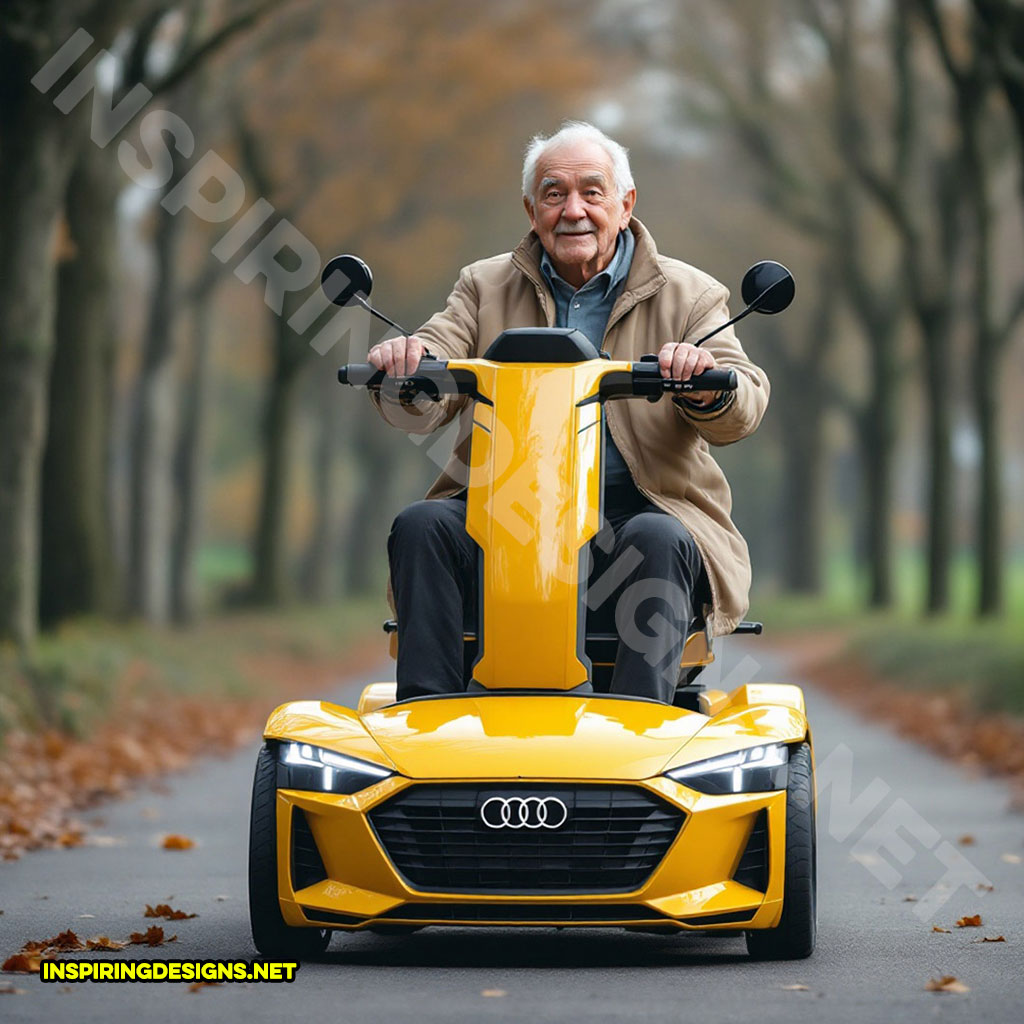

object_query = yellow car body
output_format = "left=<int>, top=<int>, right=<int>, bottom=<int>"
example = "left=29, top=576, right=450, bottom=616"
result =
left=264, top=684, right=810, bottom=932
left=251, top=329, right=815, bottom=958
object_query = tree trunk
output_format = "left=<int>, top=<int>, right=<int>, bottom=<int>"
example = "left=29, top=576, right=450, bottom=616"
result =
left=920, top=308, right=954, bottom=614
left=300, top=366, right=345, bottom=602
left=859, top=321, right=900, bottom=608
left=127, top=153, right=188, bottom=623
left=0, top=22, right=90, bottom=647
left=779, top=409, right=825, bottom=594
left=975, top=354, right=1002, bottom=614
left=170, top=277, right=217, bottom=624
left=39, top=142, right=121, bottom=626
left=343, top=405, right=398, bottom=596
left=961, top=103, right=1005, bottom=616
left=251, top=293, right=308, bottom=605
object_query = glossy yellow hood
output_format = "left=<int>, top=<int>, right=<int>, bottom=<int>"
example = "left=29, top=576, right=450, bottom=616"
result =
left=264, top=686, right=809, bottom=782
left=359, top=695, right=707, bottom=780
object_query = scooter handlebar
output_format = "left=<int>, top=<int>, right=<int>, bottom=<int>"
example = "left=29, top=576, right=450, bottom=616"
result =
left=336, top=360, right=737, bottom=397
left=337, top=358, right=480, bottom=401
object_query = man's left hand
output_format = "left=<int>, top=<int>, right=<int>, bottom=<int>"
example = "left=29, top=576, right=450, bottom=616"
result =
left=658, top=342, right=721, bottom=407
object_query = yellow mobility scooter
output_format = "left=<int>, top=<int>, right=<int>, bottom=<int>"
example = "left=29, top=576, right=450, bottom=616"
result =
left=248, top=258, right=814, bottom=960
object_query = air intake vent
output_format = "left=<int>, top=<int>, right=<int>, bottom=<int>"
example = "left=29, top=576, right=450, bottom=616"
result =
left=291, top=808, right=328, bottom=891
left=369, top=784, right=684, bottom=894
left=379, top=903, right=666, bottom=923
left=732, top=809, right=769, bottom=892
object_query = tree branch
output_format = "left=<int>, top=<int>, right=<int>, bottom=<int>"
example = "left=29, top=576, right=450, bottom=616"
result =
left=146, top=0, right=290, bottom=99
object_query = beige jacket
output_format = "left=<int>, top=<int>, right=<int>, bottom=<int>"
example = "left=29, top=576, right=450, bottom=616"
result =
left=373, top=217, right=770, bottom=636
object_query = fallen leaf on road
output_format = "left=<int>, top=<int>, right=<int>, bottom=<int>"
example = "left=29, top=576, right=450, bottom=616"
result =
left=215, top=895, right=230, bottom=902
left=976, top=883, right=994, bottom=893
left=956, top=914, right=982, bottom=928
left=958, top=834, right=976, bottom=846
left=86, top=937, right=127, bottom=951
left=1001, top=853, right=1022, bottom=864
left=45, top=930, right=85, bottom=952
left=481, top=989, right=507, bottom=997
left=20, top=930, right=85, bottom=954
left=145, top=903, right=197, bottom=920
left=161, top=834, right=194, bottom=851
left=902, top=895, right=918, bottom=902
left=781, top=984, right=809, bottom=991
left=925, top=976, right=969, bottom=994
left=188, top=982, right=222, bottom=993
left=2, top=954, right=42, bottom=974
left=932, top=926, right=951, bottom=933
left=973, top=935, right=1005, bottom=943
left=129, top=926, right=176, bottom=947
left=0, top=981, right=26, bottom=994
left=58, top=832, right=83, bottom=848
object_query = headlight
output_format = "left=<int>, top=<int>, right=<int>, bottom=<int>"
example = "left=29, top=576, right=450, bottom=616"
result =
left=276, top=741, right=393, bottom=794
left=665, top=743, right=789, bottom=795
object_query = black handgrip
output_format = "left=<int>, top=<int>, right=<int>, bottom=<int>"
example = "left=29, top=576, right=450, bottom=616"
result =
left=337, top=363, right=385, bottom=386
left=337, top=360, right=488, bottom=405
left=668, top=368, right=737, bottom=392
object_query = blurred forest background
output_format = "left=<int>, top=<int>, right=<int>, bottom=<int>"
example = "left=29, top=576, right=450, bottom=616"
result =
left=1, top=0, right=1023, bottom=739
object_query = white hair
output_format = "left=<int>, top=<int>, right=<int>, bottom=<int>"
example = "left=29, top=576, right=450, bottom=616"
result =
left=521, top=121, right=635, bottom=206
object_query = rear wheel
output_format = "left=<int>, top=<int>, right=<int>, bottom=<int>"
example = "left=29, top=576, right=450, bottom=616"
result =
left=745, top=741, right=816, bottom=960
left=248, top=745, right=332, bottom=958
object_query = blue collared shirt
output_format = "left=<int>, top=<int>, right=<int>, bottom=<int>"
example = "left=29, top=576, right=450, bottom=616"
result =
left=540, top=227, right=635, bottom=352
left=540, top=229, right=637, bottom=502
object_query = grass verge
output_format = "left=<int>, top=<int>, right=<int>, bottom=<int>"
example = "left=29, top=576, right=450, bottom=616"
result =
left=0, top=600, right=388, bottom=859
left=759, top=597, right=1024, bottom=716
left=0, top=599, right=385, bottom=741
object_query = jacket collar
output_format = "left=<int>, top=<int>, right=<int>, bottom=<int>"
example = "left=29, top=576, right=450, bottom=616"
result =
left=511, top=216, right=668, bottom=316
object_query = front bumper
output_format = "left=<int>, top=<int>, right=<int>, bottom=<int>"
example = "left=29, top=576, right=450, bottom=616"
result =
left=272, top=772, right=787, bottom=932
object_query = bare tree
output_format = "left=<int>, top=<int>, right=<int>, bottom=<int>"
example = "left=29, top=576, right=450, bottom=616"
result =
left=915, top=0, right=1024, bottom=615
left=675, top=0, right=906, bottom=603
left=0, top=0, right=145, bottom=647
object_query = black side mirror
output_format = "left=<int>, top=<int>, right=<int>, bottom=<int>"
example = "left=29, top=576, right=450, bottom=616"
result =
left=320, top=254, right=411, bottom=337
left=740, top=260, right=795, bottom=314
left=321, top=254, right=374, bottom=306
left=691, top=259, right=795, bottom=348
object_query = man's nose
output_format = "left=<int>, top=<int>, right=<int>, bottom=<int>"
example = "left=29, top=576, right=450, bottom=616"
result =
left=562, top=190, right=586, bottom=220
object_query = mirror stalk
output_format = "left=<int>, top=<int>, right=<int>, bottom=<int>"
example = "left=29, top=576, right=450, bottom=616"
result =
left=351, top=295, right=412, bottom=338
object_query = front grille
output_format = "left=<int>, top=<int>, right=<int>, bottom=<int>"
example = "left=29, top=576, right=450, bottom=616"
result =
left=732, top=809, right=769, bottom=892
left=368, top=784, right=684, bottom=894
left=379, top=903, right=666, bottom=923
left=291, top=808, right=328, bottom=891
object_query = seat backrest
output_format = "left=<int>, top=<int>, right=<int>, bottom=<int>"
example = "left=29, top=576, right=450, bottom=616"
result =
left=358, top=681, right=398, bottom=715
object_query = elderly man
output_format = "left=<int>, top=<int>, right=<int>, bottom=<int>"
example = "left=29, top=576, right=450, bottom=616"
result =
left=369, top=121, right=769, bottom=704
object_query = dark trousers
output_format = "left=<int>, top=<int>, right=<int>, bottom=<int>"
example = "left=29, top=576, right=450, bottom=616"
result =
left=387, top=491, right=706, bottom=704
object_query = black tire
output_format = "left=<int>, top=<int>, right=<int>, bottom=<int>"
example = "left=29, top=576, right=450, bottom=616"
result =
left=248, top=745, right=332, bottom=958
left=745, top=741, right=816, bottom=960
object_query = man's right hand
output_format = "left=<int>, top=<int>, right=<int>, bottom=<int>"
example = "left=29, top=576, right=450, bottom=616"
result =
left=368, top=335, right=427, bottom=377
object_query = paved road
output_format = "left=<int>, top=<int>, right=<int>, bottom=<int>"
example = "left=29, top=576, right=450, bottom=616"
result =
left=1, top=640, right=1022, bottom=1022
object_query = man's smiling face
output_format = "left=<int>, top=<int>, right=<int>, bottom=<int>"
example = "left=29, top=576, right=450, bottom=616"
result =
left=524, top=139, right=636, bottom=289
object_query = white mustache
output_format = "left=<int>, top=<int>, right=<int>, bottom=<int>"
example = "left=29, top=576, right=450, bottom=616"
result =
left=555, top=219, right=596, bottom=235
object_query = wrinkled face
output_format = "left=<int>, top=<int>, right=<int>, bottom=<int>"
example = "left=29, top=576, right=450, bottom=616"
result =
left=524, top=139, right=636, bottom=285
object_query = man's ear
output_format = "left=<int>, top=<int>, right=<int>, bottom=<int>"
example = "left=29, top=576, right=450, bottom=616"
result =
left=620, top=188, right=637, bottom=229
left=523, top=195, right=538, bottom=231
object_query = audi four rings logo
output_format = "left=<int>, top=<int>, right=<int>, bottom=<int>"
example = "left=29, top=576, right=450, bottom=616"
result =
left=480, top=796, right=569, bottom=830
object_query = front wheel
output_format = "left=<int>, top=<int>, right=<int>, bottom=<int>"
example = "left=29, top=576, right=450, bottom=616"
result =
left=745, top=741, right=816, bottom=960
left=248, top=745, right=332, bottom=958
